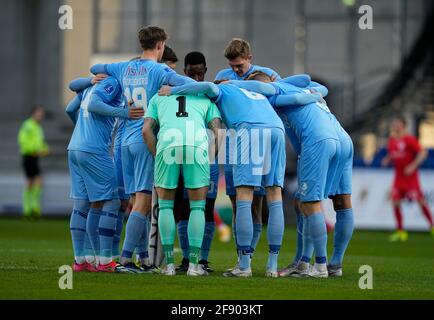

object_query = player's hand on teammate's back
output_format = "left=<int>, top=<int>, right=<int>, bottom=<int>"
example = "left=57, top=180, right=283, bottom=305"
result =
left=129, top=107, right=145, bottom=119
left=91, top=74, right=107, bottom=85
left=158, top=85, right=172, bottom=96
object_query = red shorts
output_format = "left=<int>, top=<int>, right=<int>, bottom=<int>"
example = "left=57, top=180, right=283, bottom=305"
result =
left=391, top=184, right=424, bottom=201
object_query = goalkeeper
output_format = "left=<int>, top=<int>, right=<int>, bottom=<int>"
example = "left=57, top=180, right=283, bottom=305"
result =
left=142, top=93, right=222, bottom=276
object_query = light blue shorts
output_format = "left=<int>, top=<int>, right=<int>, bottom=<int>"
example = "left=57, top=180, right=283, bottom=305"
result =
left=114, top=146, right=129, bottom=200
left=232, top=126, right=286, bottom=190
left=328, top=137, right=353, bottom=197
left=121, top=142, right=154, bottom=194
left=68, top=150, right=118, bottom=202
left=296, top=139, right=340, bottom=202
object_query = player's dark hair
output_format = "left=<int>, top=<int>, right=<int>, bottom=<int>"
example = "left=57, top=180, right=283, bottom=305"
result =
left=184, top=51, right=206, bottom=67
left=394, top=116, right=407, bottom=127
left=224, top=38, right=251, bottom=60
left=245, top=70, right=272, bottom=82
left=162, top=46, right=178, bottom=63
left=31, top=105, right=44, bottom=115
left=138, top=26, right=168, bottom=50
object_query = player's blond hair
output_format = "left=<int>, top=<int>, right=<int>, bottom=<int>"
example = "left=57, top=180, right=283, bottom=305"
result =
left=224, top=38, right=252, bottom=60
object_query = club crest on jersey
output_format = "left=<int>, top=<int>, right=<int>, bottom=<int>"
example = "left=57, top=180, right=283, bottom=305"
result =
left=104, top=84, right=114, bottom=94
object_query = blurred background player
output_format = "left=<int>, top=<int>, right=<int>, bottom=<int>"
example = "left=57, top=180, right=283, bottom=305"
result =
left=214, top=38, right=281, bottom=270
left=382, top=116, right=434, bottom=242
left=161, top=46, right=178, bottom=69
left=143, top=91, right=222, bottom=276
left=17, top=106, right=49, bottom=220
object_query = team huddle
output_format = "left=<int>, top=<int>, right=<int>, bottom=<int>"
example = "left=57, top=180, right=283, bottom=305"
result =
left=66, top=25, right=354, bottom=278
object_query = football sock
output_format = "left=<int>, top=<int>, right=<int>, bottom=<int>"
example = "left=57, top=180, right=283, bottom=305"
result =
left=235, top=200, right=253, bottom=251
left=22, top=187, right=32, bottom=216
left=330, top=208, right=354, bottom=267
left=98, top=200, right=120, bottom=265
left=293, top=208, right=304, bottom=263
left=86, top=207, right=102, bottom=260
left=307, top=213, right=328, bottom=264
left=251, top=223, right=262, bottom=253
left=188, top=200, right=206, bottom=264
left=177, top=220, right=190, bottom=259
left=189, top=246, right=201, bottom=265
left=121, top=211, right=147, bottom=265
left=267, top=201, right=284, bottom=270
left=70, top=200, right=90, bottom=264
left=421, top=204, right=434, bottom=227
left=84, top=233, right=95, bottom=264
left=158, top=199, right=176, bottom=264
left=300, top=215, right=314, bottom=263
left=30, top=185, right=42, bottom=215
left=112, top=210, right=124, bottom=260
left=136, top=216, right=150, bottom=264
left=238, top=249, right=251, bottom=270
left=200, top=221, right=215, bottom=261
left=393, top=206, right=404, bottom=230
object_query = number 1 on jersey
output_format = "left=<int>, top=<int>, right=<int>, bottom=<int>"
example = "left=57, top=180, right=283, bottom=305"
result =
left=176, top=96, right=188, bottom=117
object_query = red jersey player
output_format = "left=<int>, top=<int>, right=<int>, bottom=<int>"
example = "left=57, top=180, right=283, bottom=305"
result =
left=382, top=117, right=434, bottom=242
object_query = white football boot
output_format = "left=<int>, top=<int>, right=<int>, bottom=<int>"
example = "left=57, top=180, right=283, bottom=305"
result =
left=223, top=266, right=252, bottom=278
left=187, top=263, right=209, bottom=277
left=309, top=263, right=329, bottom=278
left=290, top=261, right=311, bottom=278
left=161, top=263, right=176, bottom=276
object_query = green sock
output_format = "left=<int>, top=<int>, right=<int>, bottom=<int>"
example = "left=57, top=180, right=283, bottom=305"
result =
left=163, top=245, right=175, bottom=264
left=158, top=199, right=176, bottom=264
left=23, top=188, right=32, bottom=216
left=30, top=185, right=42, bottom=215
left=189, top=246, right=201, bottom=265
left=187, top=200, right=206, bottom=264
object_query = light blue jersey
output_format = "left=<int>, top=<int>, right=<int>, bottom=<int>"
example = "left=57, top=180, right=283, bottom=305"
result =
left=67, top=77, right=123, bottom=155
left=113, top=117, right=125, bottom=149
left=215, top=64, right=281, bottom=81
left=269, top=81, right=339, bottom=154
left=215, top=83, right=284, bottom=131
left=100, top=59, right=183, bottom=146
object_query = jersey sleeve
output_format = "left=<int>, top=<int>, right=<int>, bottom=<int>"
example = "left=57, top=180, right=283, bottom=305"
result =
left=205, top=101, right=222, bottom=124
left=408, top=136, right=422, bottom=153
left=104, top=62, right=127, bottom=82
left=144, top=97, right=159, bottom=126
left=92, top=77, right=121, bottom=104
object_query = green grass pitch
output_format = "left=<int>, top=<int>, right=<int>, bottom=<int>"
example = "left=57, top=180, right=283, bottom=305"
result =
left=0, top=217, right=433, bottom=300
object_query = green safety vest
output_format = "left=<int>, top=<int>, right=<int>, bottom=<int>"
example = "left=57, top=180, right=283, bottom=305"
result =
left=17, top=118, right=48, bottom=156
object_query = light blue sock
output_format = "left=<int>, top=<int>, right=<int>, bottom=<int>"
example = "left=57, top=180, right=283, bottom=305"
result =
left=135, top=216, right=150, bottom=263
left=251, top=223, right=262, bottom=253
left=112, top=210, right=124, bottom=259
left=235, top=200, right=253, bottom=251
left=99, top=200, right=120, bottom=265
left=330, top=208, right=354, bottom=267
left=307, top=213, right=328, bottom=264
left=86, top=207, right=102, bottom=259
left=300, top=215, right=314, bottom=263
left=121, top=211, right=147, bottom=264
left=236, top=200, right=253, bottom=270
left=200, top=221, right=215, bottom=261
left=266, top=201, right=284, bottom=271
left=84, top=233, right=94, bottom=260
left=69, top=200, right=89, bottom=264
left=177, top=220, right=190, bottom=260
left=98, top=212, right=117, bottom=265
left=293, top=209, right=303, bottom=263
